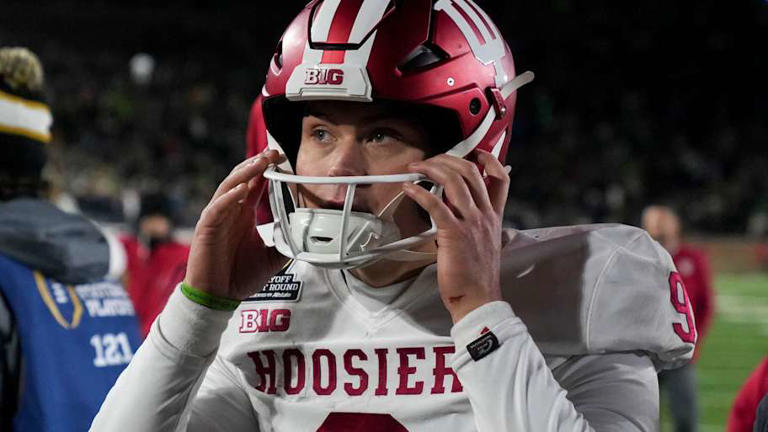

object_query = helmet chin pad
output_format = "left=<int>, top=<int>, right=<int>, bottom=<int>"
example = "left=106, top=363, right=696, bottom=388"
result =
left=289, top=208, right=401, bottom=256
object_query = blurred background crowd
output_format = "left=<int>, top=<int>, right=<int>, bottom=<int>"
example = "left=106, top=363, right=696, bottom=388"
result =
left=1, top=1, right=766, bottom=430
left=1, top=0, right=766, bottom=234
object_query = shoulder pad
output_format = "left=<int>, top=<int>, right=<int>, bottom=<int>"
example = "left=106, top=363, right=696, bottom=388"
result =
left=500, top=224, right=695, bottom=370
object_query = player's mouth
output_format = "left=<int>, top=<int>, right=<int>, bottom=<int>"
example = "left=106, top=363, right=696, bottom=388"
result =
left=320, top=199, right=370, bottom=213
left=294, top=185, right=373, bottom=213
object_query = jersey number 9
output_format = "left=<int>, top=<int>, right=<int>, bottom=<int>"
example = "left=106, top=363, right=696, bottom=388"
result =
left=668, top=272, right=696, bottom=344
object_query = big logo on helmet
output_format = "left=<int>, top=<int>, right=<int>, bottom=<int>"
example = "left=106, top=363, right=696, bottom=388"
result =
left=305, top=68, right=344, bottom=85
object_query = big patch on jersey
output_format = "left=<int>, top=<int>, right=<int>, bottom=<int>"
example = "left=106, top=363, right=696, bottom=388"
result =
left=245, top=261, right=303, bottom=302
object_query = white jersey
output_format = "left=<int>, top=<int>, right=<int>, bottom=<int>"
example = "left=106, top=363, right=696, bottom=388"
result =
left=92, top=224, right=694, bottom=432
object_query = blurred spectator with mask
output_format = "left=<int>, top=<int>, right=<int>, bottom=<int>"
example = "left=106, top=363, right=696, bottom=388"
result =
left=728, top=356, right=768, bottom=432
left=642, top=205, right=716, bottom=432
left=120, top=192, right=189, bottom=337
left=0, top=47, right=140, bottom=431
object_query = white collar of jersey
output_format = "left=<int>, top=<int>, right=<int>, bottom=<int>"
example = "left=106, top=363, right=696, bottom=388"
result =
left=340, top=268, right=416, bottom=314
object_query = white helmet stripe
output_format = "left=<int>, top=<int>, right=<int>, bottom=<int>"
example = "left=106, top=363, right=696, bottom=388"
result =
left=303, top=0, right=388, bottom=66
left=346, top=0, right=389, bottom=45
left=304, top=0, right=343, bottom=64
left=343, top=0, right=390, bottom=66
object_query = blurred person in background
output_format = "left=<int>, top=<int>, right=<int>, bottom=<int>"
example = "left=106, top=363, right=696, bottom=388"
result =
left=643, top=204, right=716, bottom=432
left=0, top=47, right=141, bottom=431
left=728, top=356, right=768, bottom=432
left=120, top=192, right=190, bottom=337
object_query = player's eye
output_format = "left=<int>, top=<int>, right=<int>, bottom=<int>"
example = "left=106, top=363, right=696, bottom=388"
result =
left=310, top=128, right=334, bottom=143
left=366, top=128, right=402, bottom=145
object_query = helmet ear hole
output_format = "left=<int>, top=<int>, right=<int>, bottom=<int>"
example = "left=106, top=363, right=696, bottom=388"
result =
left=469, top=98, right=482, bottom=115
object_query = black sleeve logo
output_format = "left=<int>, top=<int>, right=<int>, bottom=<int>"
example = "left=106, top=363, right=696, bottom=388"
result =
left=467, top=331, right=500, bottom=361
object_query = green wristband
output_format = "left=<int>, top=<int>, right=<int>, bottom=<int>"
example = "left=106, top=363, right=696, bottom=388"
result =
left=180, top=282, right=241, bottom=311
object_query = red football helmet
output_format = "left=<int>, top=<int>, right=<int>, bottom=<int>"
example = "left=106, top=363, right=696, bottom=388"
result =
left=247, top=0, right=533, bottom=268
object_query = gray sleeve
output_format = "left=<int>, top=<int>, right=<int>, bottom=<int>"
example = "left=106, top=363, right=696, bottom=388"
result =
left=552, top=353, right=659, bottom=431
left=452, top=302, right=594, bottom=432
left=0, top=290, right=20, bottom=430
left=186, top=356, right=260, bottom=432
left=451, top=301, right=658, bottom=431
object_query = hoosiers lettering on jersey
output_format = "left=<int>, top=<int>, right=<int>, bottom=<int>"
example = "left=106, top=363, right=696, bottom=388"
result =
left=246, top=346, right=463, bottom=397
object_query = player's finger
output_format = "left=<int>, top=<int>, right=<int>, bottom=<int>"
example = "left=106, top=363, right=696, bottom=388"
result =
left=231, top=176, right=269, bottom=234
left=243, top=174, right=269, bottom=209
left=475, top=149, right=510, bottom=218
left=401, top=182, right=458, bottom=228
left=212, top=150, right=279, bottom=203
left=231, top=149, right=283, bottom=173
left=202, top=182, right=249, bottom=227
left=408, top=160, right=477, bottom=219
left=431, top=154, right=494, bottom=214
left=211, top=159, right=267, bottom=204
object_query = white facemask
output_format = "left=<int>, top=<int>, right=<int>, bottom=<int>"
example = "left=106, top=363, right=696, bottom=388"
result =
left=263, top=168, right=440, bottom=269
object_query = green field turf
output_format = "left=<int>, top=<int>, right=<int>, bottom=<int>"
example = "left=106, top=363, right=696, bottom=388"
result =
left=661, top=273, right=768, bottom=431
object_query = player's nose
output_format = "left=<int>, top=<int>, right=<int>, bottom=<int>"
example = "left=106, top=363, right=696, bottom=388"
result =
left=327, top=139, right=366, bottom=178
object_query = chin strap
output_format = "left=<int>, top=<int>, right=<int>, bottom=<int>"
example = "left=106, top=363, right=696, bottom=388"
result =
left=382, top=247, right=437, bottom=262
left=377, top=190, right=406, bottom=219
left=376, top=188, right=438, bottom=263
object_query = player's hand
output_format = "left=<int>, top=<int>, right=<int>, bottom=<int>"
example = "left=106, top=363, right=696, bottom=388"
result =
left=403, top=150, right=509, bottom=324
left=184, top=150, right=288, bottom=301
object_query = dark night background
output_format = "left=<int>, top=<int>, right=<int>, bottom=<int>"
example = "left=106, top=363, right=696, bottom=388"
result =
left=1, top=0, right=766, bottom=233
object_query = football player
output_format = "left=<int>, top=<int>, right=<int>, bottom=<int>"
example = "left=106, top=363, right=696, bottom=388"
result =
left=93, top=1, right=695, bottom=430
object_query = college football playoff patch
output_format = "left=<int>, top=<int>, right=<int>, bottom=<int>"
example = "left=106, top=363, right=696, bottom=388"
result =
left=244, top=261, right=303, bottom=302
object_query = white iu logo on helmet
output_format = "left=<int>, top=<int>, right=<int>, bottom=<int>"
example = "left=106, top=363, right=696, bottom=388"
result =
left=434, top=0, right=508, bottom=87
